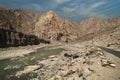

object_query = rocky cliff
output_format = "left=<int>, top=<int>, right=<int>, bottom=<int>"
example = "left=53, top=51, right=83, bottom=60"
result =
left=0, top=29, right=50, bottom=48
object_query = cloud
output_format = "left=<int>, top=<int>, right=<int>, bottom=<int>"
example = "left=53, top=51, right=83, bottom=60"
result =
left=90, top=1, right=106, bottom=9
left=61, top=1, right=108, bottom=20
left=62, top=7, right=75, bottom=12
left=55, top=0, right=70, bottom=4
left=50, top=0, right=71, bottom=9
left=22, top=3, right=42, bottom=11
left=78, top=1, right=107, bottom=17
left=30, top=4, right=42, bottom=11
left=20, top=0, right=71, bottom=11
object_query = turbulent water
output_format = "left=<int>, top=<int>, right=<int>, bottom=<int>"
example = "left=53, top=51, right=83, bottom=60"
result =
left=0, top=46, right=64, bottom=80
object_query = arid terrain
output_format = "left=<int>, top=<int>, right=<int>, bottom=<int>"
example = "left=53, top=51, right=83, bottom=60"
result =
left=0, top=7, right=120, bottom=80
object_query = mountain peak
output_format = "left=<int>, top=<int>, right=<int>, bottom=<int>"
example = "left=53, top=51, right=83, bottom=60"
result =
left=45, top=10, right=58, bottom=19
left=47, top=10, right=55, bottom=14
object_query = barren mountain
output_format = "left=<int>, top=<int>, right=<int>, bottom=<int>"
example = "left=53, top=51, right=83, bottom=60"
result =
left=77, top=17, right=120, bottom=41
left=34, top=10, right=79, bottom=42
left=0, top=9, right=79, bottom=47
left=0, top=8, right=120, bottom=80
left=0, top=8, right=120, bottom=48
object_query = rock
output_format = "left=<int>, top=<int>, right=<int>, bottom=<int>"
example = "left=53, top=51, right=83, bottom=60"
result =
left=49, top=75, right=62, bottom=80
left=4, top=65, right=12, bottom=70
left=101, top=56, right=116, bottom=67
left=64, top=53, right=73, bottom=57
left=64, top=53, right=79, bottom=59
left=101, top=57, right=109, bottom=66
left=49, top=55, right=56, bottom=58
left=83, top=68, right=91, bottom=78
left=12, top=65, right=21, bottom=69
left=30, top=78, right=39, bottom=80
left=50, top=57, right=58, bottom=61
left=77, top=69, right=83, bottom=77
left=15, top=65, right=40, bottom=77
left=109, top=64, right=116, bottom=68
left=97, top=51, right=104, bottom=56
left=73, top=54, right=79, bottom=59
left=0, top=29, right=42, bottom=48
left=67, top=76, right=83, bottom=80
left=67, top=69, right=76, bottom=75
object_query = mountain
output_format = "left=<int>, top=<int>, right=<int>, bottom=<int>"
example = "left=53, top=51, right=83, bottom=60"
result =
left=0, top=8, right=120, bottom=48
left=77, top=17, right=120, bottom=41
left=34, top=10, right=79, bottom=42
left=0, top=9, right=79, bottom=47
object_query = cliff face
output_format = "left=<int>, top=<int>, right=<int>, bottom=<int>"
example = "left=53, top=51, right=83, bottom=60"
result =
left=0, top=29, right=50, bottom=48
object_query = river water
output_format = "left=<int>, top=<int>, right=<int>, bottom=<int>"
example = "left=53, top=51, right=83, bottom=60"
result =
left=0, top=46, right=64, bottom=80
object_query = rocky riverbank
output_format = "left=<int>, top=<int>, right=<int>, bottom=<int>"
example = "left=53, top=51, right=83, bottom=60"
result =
left=0, top=43, right=62, bottom=60
left=6, top=41, right=120, bottom=80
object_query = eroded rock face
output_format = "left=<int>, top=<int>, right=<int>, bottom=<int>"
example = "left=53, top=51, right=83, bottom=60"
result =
left=0, top=29, right=49, bottom=48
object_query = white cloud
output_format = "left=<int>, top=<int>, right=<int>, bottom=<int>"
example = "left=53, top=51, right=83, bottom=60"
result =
left=78, top=1, right=107, bottom=17
left=22, top=3, right=42, bottom=11
left=48, top=0, right=70, bottom=9
left=90, top=1, right=106, bottom=9
left=55, top=0, right=70, bottom=4
left=31, top=4, right=42, bottom=11
left=60, top=1, right=108, bottom=20
left=62, top=7, right=75, bottom=12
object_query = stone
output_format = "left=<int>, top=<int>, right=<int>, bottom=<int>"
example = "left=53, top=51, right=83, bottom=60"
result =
left=15, top=65, right=40, bottom=76
left=83, top=68, right=91, bottom=78
left=64, top=53, right=73, bottom=57
left=67, top=77, right=83, bottom=80
left=30, top=78, right=39, bottom=80
left=4, top=65, right=12, bottom=70
left=109, top=64, right=116, bottom=68
left=101, top=56, right=116, bottom=67
left=49, top=55, right=56, bottom=58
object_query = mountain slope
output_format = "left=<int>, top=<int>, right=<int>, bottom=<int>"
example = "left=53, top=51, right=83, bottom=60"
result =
left=77, top=17, right=120, bottom=41
left=0, top=9, right=79, bottom=46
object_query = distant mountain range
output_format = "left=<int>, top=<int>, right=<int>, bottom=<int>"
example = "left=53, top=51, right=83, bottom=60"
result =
left=0, top=8, right=120, bottom=47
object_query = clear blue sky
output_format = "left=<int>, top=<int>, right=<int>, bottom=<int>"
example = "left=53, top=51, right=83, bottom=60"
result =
left=0, top=0, right=120, bottom=21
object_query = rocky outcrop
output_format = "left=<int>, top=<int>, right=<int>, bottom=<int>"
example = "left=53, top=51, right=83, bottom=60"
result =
left=0, top=29, right=50, bottom=48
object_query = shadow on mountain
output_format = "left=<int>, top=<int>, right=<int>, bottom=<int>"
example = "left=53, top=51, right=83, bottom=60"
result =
left=0, top=29, right=50, bottom=48
left=97, top=46, right=120, bottom=58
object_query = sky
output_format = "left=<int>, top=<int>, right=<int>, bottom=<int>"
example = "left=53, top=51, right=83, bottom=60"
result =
left=0, top=0, right=120, bottom=21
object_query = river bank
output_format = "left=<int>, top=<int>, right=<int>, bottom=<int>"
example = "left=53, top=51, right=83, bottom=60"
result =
left=0, top=41, right=120, bottom=80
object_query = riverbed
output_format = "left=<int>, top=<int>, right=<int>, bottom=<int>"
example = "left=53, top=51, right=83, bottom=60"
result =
left=0, top=45, right=64, bottom=80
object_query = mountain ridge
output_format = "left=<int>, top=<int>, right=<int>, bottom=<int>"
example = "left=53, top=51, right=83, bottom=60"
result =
left=0, top=8, right=120, bottom=47
left=0, top=9, right=79, bottom=47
